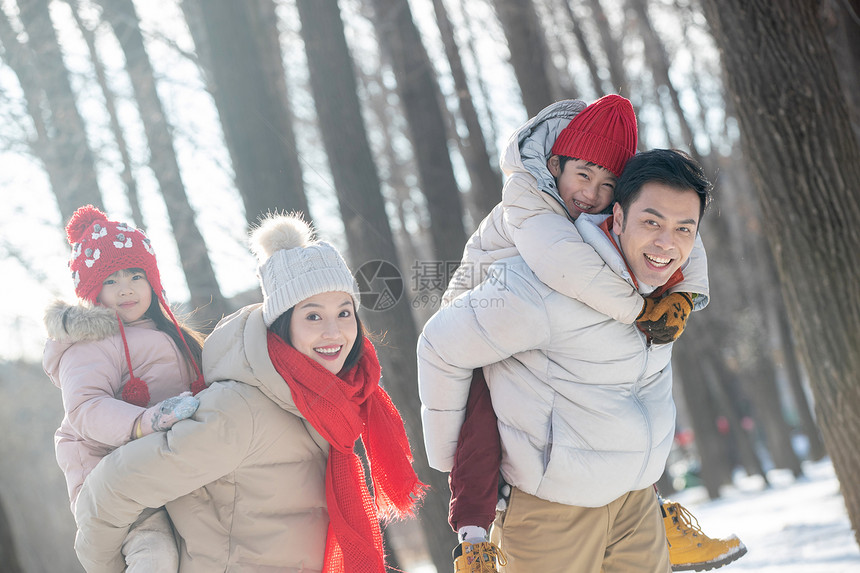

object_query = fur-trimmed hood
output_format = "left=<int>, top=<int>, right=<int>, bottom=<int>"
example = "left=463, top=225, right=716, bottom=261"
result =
left=44, top=300, right=119, bottom=344
left=43, top=300, right=123, bottom=392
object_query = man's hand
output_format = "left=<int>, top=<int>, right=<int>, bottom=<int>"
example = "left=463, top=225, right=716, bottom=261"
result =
left=635, top=292, right=694, bottom=344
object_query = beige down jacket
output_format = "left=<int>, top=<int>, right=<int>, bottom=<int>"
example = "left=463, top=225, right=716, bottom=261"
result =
left=443, top=99, right=709, bottom=321
left=73, top=304, right=330, bottom=573
left=42, top=301, right=195, bottom=510
left=419, top=216, right=681, bottom=507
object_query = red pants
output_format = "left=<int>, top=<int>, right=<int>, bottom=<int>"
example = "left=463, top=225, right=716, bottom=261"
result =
left=447, top=368, right=502, bottom=532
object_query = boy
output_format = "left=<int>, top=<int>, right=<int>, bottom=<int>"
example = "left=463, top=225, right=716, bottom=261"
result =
left=428, top=96, right=744, bottom=572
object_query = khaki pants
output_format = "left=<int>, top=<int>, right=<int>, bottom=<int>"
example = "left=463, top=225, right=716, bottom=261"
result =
left=492, top=487, right=670, bottom=573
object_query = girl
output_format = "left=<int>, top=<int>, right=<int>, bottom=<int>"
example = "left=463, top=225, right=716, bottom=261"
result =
left=43, top=205, right=204, bottom=572
left=72, top=212, right=425, bottom=573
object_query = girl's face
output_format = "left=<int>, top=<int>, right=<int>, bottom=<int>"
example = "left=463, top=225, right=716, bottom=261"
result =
left=289, top=291, right=358, bottom=374
left=97, top=268, right=152, bottom=323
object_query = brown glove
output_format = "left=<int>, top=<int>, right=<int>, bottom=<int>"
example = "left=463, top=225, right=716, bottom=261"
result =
left=635, top=292, right=694, bottom=344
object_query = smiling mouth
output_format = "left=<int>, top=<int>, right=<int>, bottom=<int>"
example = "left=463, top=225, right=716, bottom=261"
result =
left=571, top=200, right=594, bottom=213
left=314, top=345, right=343, bottom=357
left=644, top=253, right=672, bottom=267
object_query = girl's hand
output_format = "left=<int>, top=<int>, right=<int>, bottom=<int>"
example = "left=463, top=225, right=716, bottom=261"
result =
left=133, top=392, right=199, bottom=439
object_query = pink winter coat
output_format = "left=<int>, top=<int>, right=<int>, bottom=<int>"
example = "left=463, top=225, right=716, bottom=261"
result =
left=42, top=300, right=195, bottom=510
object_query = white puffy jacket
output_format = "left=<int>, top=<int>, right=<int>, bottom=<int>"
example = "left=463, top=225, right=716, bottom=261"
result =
left=419, top=216, right=680, bottom=507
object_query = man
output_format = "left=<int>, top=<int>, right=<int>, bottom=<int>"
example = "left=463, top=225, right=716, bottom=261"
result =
left=418, top=149, right=714, bottom=572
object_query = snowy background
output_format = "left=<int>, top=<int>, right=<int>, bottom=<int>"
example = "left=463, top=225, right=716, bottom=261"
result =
left=667, top=458, right=860, bottom=573
left=405, top=458, right=860, bottom=573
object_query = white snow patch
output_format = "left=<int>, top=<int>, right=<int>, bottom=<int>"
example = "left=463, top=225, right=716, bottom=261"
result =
left=669, top=458, right=860, bottom=572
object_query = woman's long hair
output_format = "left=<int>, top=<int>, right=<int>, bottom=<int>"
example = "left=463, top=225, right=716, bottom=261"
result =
left=269, top=304, right=365, bottom=374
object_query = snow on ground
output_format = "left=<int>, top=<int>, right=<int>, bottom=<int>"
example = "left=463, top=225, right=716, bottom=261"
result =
left=669, top=458, right=860, bottom=572
left=408, top=458, right=859, bottom=572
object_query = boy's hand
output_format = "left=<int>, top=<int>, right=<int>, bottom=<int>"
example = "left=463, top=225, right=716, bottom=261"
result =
left=636, top=292, right=694, bottom=344
left=134, top=392, right=199, bottom=439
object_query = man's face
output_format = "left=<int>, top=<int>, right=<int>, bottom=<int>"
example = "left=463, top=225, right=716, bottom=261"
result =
left=548, top=156, right=616, bottom=219
left=612, top=182, right=700, bottom=287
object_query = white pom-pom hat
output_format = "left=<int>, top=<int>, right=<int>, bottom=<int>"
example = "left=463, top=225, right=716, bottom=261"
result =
left=250, top=213, right=360, bottom=327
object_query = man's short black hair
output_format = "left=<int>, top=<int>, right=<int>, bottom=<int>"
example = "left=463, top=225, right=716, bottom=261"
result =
left=614, top=149, right=713, bottom=220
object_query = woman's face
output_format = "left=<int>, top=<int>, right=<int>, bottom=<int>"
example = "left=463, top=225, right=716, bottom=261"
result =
left=289, top=291, right=358, bottom=374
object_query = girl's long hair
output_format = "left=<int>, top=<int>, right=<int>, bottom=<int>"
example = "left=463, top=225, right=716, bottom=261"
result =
left=145, top=295, right=206, bottom=369
left=269, top=304, right=365, bottom=374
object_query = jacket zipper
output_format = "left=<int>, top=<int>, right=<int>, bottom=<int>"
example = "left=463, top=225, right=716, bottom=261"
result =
left=631, top=330, right=653, bottom=487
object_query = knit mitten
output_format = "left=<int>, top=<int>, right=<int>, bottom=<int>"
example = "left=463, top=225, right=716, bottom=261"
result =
left=134, top=392, right=199, bottom=439
left=635, top=292, right=694, bottom=344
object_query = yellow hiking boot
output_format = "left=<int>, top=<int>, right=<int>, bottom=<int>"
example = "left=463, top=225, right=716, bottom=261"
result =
left=663, top=500, right=747, bottom=571
left=452, top=541, right=507, bottom=573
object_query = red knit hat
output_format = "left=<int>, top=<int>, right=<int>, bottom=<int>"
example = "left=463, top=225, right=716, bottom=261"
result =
left=550, top=94, right=638, bottom=178
left=65, top=205, right=205, bottom=405
left=66, top=205, right=164, bottom=304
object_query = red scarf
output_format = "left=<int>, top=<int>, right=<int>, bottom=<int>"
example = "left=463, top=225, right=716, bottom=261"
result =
left=266, top=332, right=426, bottom=573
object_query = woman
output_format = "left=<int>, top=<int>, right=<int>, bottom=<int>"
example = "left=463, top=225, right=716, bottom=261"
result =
left=73, top=213, right=425, bottom=573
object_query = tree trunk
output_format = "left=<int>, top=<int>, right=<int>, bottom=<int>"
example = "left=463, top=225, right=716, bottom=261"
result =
left=675, top=162, right=777, bottom=491
left=0, top=494, right=23, bottom=573
left=535, top=0, right=576, bottom=99
left=741, top=335, right=804, bottom=477
left=431, top=0, right=502, bottom=220
left=493, top=0, right=555, bottom=115
left=67, top=0, right=144, bottom=228
left=627, top=0, right=702, bottom=159
left=817, top=0, right=860, bottom=143
left=368, top=0, right=468, bottom=267
left=355, top=69, right=433, bottom=300
left=771, top=303, right=827, bottom=461
left=557, top=0, right=604, bottom=95
left=701, top=0, right=860, bottom=545
left=673, top=346, right=729, bottom=499
left=460, top=3, right=500, bottom=150
left=295, top=2, right=452, bottom=570
left=181, top=0, right=309, bottom=225
left=96, top=0, right=228, bottom=322
left=12, top=0, right=103, bottom=220
left=587, top=0, right=629, bottom=98
left=706, top=357, right=770, bottom=486
left=756, top=235, right=826, bottom=462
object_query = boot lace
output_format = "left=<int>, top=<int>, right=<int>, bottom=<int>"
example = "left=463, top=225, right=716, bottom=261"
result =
left=468, top=542, right=508, bottom=573
left=667, top=502, right=705, bottom=537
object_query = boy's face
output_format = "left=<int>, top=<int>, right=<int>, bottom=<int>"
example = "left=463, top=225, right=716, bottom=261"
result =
left=612, top=182, right=700, bottom=287
left=547, top=156, right=616, bottom=219
left=98, top=268, right=152, bottom=323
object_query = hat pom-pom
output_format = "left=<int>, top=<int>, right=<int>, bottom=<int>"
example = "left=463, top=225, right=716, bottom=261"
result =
left=121, top=376, right=150, bottom=408
left=249, top=212, right=314, bottom=263
left=66, top=205, right=109, bottom=244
